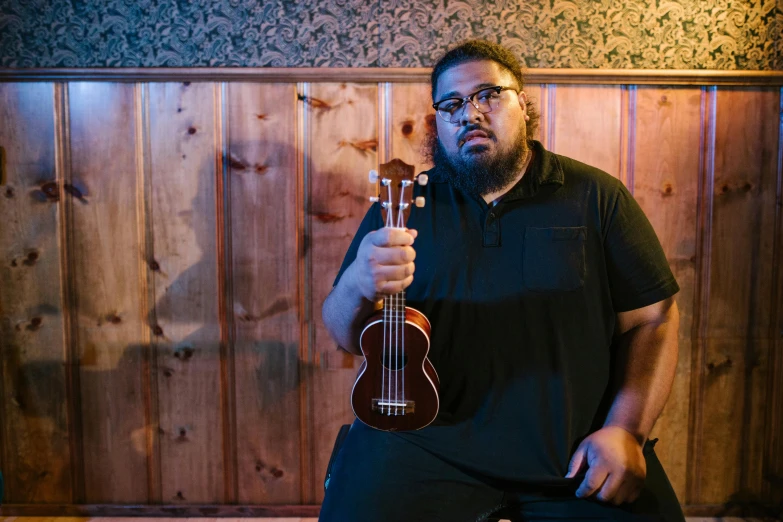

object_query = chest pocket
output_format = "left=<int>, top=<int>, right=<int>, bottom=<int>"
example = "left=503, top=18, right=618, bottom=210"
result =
left=523, top=226, right=587, bottom=291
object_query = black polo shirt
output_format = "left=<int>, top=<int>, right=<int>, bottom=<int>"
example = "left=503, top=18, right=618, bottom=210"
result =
left=333, top=140, right=679, bottom=484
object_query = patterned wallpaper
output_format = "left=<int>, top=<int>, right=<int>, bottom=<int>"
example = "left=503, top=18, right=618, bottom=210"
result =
left=1, top=0, right=781, bottom=69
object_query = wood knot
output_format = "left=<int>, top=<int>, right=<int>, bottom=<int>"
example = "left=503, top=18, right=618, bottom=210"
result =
left=187, top=126, right=197, bottom=135
left=163, top=369, right=173, bottom=377
left=743, top=182, right=752, bottom=192
left=720, top=185, right=729, bottom=194
left=4, top=187, right=14, bottom=198
left=175, top=491, right=185, bottom=500
left=23, top=250, right=39, bottom=266
left=26, top=317, right=43, bottom=331
left=661, top=183, right=673, bottom=196
left=148, top=259, right=160, bottom=271
left=40, top=181, right=60, bottom=202
left=255, top=113, right=267, bottom=120
left=270, top=467, right=284, bottom=478
left=107, top=313, right=122, bottom=325
left=174, top=345, right=194, bottom=360
left=706, top=357, right=733, bottom=375
left=63, top=183, right=87, bottom=203
left=152, top=324, right=164, bottom=336
left=227, top=154, right=247, bottom=171
left=401, top=120, right=414, bottom=136
left=255, top=460, right=265, bottom=472
left=254, top=164, right=268, bottom=175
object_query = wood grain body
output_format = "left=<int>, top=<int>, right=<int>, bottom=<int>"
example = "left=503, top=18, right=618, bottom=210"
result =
left=353, top=307, right=438, bottom=432
left=0, top=73, right=780, bottom=516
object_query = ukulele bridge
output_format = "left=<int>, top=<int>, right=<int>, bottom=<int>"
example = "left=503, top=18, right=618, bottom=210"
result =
left=372, top=398, right=415, bottom=415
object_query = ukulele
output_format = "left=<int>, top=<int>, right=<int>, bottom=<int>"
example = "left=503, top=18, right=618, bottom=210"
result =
left=351, top=159, right=440, bottom=431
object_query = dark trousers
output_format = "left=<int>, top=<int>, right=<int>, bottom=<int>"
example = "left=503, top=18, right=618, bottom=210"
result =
left=319, top=421, right=685, bottom=522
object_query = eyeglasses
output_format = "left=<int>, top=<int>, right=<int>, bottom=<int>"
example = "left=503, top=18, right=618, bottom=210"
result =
left=432, top=86, right=519, bottom=123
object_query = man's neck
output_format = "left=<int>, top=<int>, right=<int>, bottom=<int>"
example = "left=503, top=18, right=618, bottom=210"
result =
left=482, top=148, right=533, bottom=204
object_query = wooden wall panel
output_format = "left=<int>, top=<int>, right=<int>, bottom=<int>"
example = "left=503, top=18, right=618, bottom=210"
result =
left=633, top=87, right=703, bottom=502
left=698, top=88, right=780, bottom=504
left=0, top=83, right=72, bottom=502
left=68, top=83, right=147, bottom=502
left=307, top=82, right=378, bottom=503
left=147, top=82, right=223, bottom=503
left=0, top=76, right=781, bottom=516
left=228, top=83, right=301, bottom=503
left=552, top=85, right=623, bottom=177
left=390, top=83, right=434, bottom=174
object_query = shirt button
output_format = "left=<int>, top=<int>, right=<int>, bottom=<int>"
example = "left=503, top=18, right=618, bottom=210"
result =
left=489, top=212, right=496, bottom=219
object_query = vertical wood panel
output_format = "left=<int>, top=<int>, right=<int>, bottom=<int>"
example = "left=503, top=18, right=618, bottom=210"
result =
left=307, top=82, right=378, bottom=503
left=390, top=83, right=433, bottom=175
left=767, top=87, right=783, bottom=507
left=0, top=83, right=72, bottom=502
left=68, top=82, right=147, bottom=502
left=634, top=86, right=703, bottom=503
left=228, top=83, right=301, bottom=503
left=699, top=88, right=780, bottom=504
left=147, top=82, right=223, bottom=503
left=552, top=85, right=622, bottom=177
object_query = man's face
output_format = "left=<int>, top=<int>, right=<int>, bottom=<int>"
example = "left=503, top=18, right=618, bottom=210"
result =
left=433, top=60, right=530, bottom=193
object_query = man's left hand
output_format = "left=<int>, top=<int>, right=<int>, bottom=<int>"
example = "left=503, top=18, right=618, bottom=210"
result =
left=565, top=426, right=646, bottom=505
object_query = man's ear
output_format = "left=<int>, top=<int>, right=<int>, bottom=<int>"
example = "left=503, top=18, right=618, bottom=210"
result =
left=518, top=91, right=529, bottom=120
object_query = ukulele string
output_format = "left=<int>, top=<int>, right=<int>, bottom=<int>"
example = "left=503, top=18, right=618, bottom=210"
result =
left=385, top=180, right=394, bottom=415
left=396, top=182, right=409, bottom=416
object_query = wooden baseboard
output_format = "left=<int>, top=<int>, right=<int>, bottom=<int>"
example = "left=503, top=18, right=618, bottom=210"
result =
left=0, top=502, right=779, bottom=518
left=0, top=504, right=321, bottom=517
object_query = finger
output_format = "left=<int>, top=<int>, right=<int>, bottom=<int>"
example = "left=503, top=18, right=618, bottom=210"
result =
left=379, top=275, right=414, bottom=295
left=575, top=466, right=608, bottom=499
left=372, top=263, right=415, bottom=284
left=595, top=473, right=623, bottom=504
left=371, top=245, right=416, bottom=265
left=566, top=445, right=587, bottom=478
left=369, top=227, right=416, bottom=247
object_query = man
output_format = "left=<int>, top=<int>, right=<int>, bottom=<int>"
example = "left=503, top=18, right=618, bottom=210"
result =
left=320, top=40, right=684, bottom=522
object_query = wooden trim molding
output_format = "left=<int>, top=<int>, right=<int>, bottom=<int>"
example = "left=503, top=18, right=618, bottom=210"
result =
left=1, top=67, right=782, bottom=85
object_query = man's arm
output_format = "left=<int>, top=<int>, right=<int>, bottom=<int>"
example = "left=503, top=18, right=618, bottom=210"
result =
left=322, top=227, right=417, bottom=356
left=567, top=296, right=679, bottom=504
left=605, top=295, right=680, bottom=442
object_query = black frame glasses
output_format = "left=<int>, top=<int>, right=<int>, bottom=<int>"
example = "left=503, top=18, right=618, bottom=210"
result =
left=432, top=85, right=519, bottom=123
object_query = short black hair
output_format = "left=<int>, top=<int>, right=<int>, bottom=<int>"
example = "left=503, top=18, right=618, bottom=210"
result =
left=430, top=39, right=539, bottom=141
left=431, top=40, right=525, bottom=101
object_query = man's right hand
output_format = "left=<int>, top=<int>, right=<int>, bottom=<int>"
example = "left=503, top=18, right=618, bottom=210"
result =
left=348, top=227, right=417, bottom=302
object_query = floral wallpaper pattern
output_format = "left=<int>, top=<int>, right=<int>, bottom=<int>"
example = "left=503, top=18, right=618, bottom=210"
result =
left=1, top=0, right=780, bottom=69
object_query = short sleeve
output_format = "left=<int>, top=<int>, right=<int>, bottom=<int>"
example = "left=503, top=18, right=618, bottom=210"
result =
left=603, top=181, right=680, bottom=312
left=332, top=202, right=384, bottom=287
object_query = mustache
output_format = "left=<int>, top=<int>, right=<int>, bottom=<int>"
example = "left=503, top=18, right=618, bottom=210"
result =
left=457, top=124, right=495, bottom=146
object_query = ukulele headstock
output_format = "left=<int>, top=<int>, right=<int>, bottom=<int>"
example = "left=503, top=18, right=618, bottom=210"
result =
left=369, top=159, right=428, bottom=228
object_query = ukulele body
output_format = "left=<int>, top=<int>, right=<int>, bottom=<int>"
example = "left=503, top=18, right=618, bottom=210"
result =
left=351, top=307, right=439, bottom=431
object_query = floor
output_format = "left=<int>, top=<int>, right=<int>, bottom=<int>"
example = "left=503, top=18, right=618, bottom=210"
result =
left=0, top=517, right=762, bottom=522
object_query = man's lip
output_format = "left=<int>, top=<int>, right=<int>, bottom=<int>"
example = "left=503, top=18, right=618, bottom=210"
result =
left=459, top=130, right=491, bottom=146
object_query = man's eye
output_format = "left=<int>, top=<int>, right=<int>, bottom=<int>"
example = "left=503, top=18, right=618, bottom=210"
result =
left=440, top=100, right=462, bottom=112
left=477, top=90, right=498, bottom=102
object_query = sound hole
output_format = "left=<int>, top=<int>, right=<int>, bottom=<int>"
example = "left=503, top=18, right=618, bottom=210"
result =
left=380, top=352, right=408, bottom=370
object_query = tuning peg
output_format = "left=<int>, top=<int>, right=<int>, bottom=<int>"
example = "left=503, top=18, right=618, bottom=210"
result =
left=415, top=197, right=425, bottom=208
left=369, top=169, right=379, bottom=183
left=369, top=196, right=379, bottom=203
left=417, top=174, right=429, bottom=186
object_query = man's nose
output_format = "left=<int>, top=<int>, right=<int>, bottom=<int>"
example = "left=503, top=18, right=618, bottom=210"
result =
left=458, top=100, right=484, bottom=125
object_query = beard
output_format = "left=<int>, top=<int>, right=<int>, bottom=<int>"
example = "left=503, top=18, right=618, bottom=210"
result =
left=428, top=124, right=529, bottom=198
